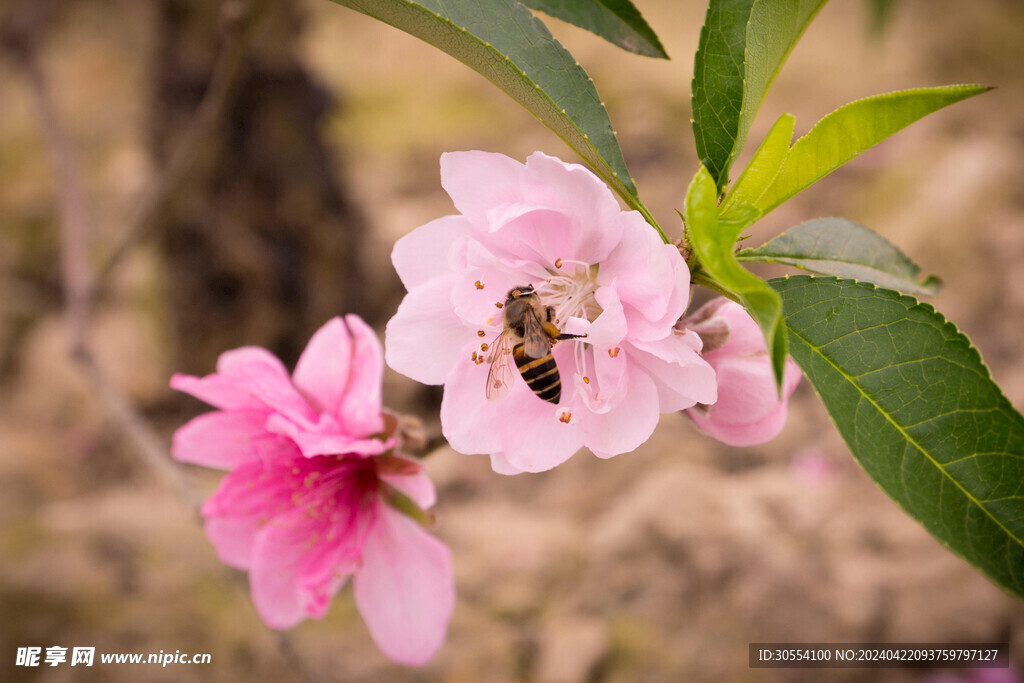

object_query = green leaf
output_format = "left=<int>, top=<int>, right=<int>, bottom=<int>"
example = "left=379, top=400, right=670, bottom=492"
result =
left=757, top=85, right=990, bottom=214
left=772, top=276, right=1024, bottom=600
left=738, top=0, right=828, bottom=184
left=691, top=0, right=827, bottom=190
left=691, top=0, right=755, bottom=188
left=738, top=217, right=942, bottom=295
left=718, top=112, right=794, bottom=229
left=519, top=0, right=668, bottom=59
left=329, top=0, right=662, bottom=235
left=686, top=166, right=787, bottom=388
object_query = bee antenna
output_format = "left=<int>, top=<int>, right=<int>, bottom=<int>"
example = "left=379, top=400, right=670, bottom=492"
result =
left=509, top=284, right=535, bottom=299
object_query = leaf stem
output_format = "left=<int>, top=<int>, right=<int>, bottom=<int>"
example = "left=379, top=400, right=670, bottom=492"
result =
left=690, top=269, right=741, bottom=304
left=634, top=199, right=669, bottom=244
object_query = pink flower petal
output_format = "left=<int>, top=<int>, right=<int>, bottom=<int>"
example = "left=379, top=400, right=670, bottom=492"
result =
left=201, top=462, right=291, bottom=519
left=248, top=531, right=320, bottom=629
left=204, top=515, right=261, bottom=569
left=481, top=203, right=615, bottom=271
left=354, top=506, right=455, bottom=666
left=678, top=327, right=704, bottom=353
left=489, top=452, right=525, bottom=475
left=712, top=356, right=784, bottom=419
left=392, top=215, right=469, bottom=289
left=442, top=344, right=585, bottom=472
left=499, top=425, right=583, bottom=473
left=386, top=275, right=470, bottom=385
left=688, top=355, right=801, bottom=447
left=483, top=205, right=574, bottom=267
left=705, top=301, right=769, bottom=357
left=440, top=151, right=525, bottom=231
left=497, top=385, right=585, bottom=473
left=248, top=507, right=359, bottom=629
left=520, top=152, right=625, bottom=263
left=450, top=266, right=523, bottom=332
left=439, top=355, right=507, bottom=456
left=216, top=347, right=318, bottom=426
left=689, top=400, right=789, bottom=447
left=588, top=286, right=628, bottom=349
left=292, top=317, right=353, bottom=418
left=381, top=457, right=437, bottom=509
left=600, top=219, right=690, bottom=342
left=629, top=335, right=718, bottom=410
left=454, top=233, right=549, bottom=281
left=336, top=315, right=386, bottom=436
left=171, top=410, right=297, bottom=470
left=573, top=343, right=627, bottom=415
left=170, top=373, right=267, bottom=412
left=265, top=413, right=392, bottom=459
left=577, top=362, right=660, bottom=458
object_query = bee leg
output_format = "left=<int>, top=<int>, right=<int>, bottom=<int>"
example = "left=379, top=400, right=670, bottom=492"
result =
left=541, top=320, right=562, bottom=341
left=545, top=305, right=587, bottom=342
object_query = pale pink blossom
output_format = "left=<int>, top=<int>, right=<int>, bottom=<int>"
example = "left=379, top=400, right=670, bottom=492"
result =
left=789, top=448, right=837, bottom=484
left=385, top=151, right=716, bottom=473
left=170, top=316, right=454, bottom=666
left=682, top=299, right=801, bottom=447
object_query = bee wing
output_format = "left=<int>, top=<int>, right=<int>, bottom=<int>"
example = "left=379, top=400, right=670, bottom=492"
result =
left=522, top=308, right=552, bottom=359
left=485, top=331, right=516, bottom=402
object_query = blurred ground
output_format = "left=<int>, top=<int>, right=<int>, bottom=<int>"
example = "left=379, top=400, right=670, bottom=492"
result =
left=3, top=0, right=1024, bottom=681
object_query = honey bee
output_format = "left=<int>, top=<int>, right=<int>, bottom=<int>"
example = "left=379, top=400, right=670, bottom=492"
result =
left=485, top=285, right=583, bottom=404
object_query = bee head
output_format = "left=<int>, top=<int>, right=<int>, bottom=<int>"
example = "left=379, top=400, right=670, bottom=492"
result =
left=506, top=284, right=536, bottom=302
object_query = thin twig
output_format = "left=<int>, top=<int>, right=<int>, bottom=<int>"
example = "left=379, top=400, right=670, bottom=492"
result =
left=77, top=347, right=202, bottom=507
left=4, top=16, right=89, bottom=356
left=5, top=5, right=333, bottom=677
left=86, top=0, right=258, bottom=301
left=2, top=0, right=197, bottom=503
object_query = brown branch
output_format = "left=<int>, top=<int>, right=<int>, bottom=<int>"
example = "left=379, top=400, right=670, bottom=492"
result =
left=86, top=0, right=259, bottom=302
left=4, top=6, right=360, bottom=674
left=2, top=0, right=197, bottom=504
left=76, top=347, right=202, bottom=507
left=2, top=2, right=89, bottom=355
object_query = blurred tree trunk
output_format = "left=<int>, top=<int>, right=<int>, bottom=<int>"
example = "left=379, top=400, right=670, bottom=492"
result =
left=153, top=0, right=369, bottom=372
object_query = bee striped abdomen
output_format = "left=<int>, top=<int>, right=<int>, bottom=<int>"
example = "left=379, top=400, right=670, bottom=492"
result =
left=513, top=344, right=561, bottom=404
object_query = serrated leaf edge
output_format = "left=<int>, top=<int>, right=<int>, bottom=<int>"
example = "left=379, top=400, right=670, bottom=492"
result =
left=337, top=0, right=669, bottom=234
left=739, top=217, right=943, bottom=295
left=759, top=85, right=991, bottom=211
left=776, top=275, right=1024, bottom=560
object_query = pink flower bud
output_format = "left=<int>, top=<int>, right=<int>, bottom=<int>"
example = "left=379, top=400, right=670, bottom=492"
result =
left=682, top=299, right=802, bottom=447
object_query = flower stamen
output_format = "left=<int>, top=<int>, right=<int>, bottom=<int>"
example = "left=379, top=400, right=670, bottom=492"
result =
left=535, top=260, right=601, bottom=327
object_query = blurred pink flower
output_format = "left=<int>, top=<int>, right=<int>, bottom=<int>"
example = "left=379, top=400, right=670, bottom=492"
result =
left=171, top=316, right=454, bottom=666
left=385, top=151, right=716, bottom=473
left=682, top=298, right=801, bottom=447
left=789, top=448, right=837, bottom=484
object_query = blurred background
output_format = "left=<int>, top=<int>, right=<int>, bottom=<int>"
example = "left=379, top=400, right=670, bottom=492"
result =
left=2, top=0, right=1024, bottom=680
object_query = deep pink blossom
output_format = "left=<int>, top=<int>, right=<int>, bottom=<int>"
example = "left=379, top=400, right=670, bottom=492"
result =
left=682, top=299, right=801, bottom=447
left=170, top=316, right=454, bottom=666
left=385, top=151, right=716, bottom=473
